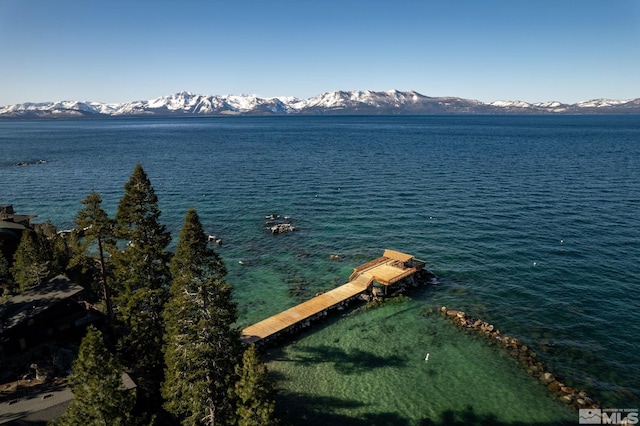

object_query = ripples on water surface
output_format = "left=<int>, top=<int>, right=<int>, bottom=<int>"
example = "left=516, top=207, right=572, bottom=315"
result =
left=1, top=115, right=639, bottom=423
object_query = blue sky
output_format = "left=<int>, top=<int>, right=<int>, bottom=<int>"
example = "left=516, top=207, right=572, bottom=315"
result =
left=1, top=0, right=638, bottom=105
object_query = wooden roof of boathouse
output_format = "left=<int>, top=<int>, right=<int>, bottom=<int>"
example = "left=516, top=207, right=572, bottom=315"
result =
left=383, top=249, right=414, bottom=262
left=348, top=249, right=424, bottom=286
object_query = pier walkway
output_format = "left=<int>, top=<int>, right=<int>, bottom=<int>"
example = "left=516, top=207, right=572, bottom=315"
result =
left=241, top=250, right=425, bottom=345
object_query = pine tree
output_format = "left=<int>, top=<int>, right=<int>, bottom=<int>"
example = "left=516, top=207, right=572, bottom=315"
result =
left=65, top=230, right=100, bottom=292
left=112, top=164, right=171, bottom=379
left=0, top=248, right=11, bottom=287
left=51, top=233, right=70, bottom=276
left=40, top=221, right=69, bottom=274
left=74, top=191, right=116, bottom=324
left=162, top=208, right=241, bottom=426
left=10, top=229, right=52, bottom=292
left=57, top=325, right=136, bottom=426
left=234, top=345, right=277, bottom=426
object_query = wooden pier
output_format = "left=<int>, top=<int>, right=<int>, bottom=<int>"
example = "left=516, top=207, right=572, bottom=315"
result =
left=240, top=250, right=426, bottom=345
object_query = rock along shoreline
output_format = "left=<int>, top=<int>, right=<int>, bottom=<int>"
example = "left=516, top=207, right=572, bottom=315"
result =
left=439, top=306, right=600, bottom=410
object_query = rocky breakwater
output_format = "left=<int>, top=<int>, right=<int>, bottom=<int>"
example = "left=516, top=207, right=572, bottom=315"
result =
left=439, top=306, right=599, bottom=410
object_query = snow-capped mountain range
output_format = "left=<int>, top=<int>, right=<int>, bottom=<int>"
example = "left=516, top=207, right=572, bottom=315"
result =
left=1, top=90, right=639, bottom=118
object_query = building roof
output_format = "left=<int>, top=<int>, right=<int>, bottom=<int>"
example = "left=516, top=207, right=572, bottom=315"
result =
left=0, top=205, right=36, bottom=229
left=383, top=249, right=414, bottom=262
left=0, top=220, right=28, bottom=231
left=0, top=276, right=84, bottom=334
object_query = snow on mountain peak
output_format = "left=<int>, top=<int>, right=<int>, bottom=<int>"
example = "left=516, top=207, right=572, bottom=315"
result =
left=1, top=90, right=638, bottom=118
left=575, top=98, right=632, bottom=108
left=490, top=100, right=531, bottom=108
left=533, top=101, right=564, bottom=108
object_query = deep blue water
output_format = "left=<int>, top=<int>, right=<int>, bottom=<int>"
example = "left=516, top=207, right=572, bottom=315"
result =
left=1, top=115, right=639, bottom=420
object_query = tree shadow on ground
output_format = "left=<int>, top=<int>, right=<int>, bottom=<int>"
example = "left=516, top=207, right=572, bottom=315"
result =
left=419, top=404, right=574, bottom=426
left=275, top=392, right=574, bottom=426
left=274, top=391, right=410, bottom=426
left=283, top=344, right=406, bottom=374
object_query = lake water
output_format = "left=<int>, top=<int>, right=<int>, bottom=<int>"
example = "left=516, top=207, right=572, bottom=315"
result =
left=1, top=115, right=638, bottom=424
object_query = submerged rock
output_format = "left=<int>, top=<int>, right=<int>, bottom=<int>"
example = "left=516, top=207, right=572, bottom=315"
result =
left=561, top=386, right=574, bottom=394
left=548, top=381, right=562, bottom=392
left=540, top=372, right=555, bottom=385
left=560, top=394, right=574, bottom=404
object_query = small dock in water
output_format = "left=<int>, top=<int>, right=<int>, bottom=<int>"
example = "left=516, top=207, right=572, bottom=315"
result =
left=241, top=250, right=427, bottom=345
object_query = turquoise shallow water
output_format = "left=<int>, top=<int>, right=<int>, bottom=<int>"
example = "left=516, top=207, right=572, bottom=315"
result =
left=266, top=293, right=575, bottom=425
left=1, top=115, right=639, bottom=422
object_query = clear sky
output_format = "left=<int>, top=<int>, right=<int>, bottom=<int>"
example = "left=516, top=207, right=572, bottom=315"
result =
left=1, top=0, right=639, bottom=106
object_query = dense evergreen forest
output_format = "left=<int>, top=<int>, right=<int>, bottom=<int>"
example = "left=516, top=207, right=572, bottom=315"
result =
left=0, top=164, right=278, bottom=426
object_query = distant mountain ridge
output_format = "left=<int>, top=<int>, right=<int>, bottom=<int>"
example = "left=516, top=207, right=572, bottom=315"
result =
left=1, top=90, right=639, bottom=118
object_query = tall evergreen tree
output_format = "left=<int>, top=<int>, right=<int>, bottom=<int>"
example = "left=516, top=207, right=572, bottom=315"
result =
left=40, top=221, right=69, bottom=274
left=65, top=230, right=100, bottom=292
left=112, top=164, right=171, bottom=378
left=0, top=248, right=11, bottom=290
left=74, top=191, right=116, bottom=324
left=234, top=345, right=277, bottom=426
left=162, top=208, right=240, bottom=426
left=51, top=232, right=70, bottom=276
left=10, top=229, right=53, bottom=292
left=57, top=325, right=136, bottom=426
